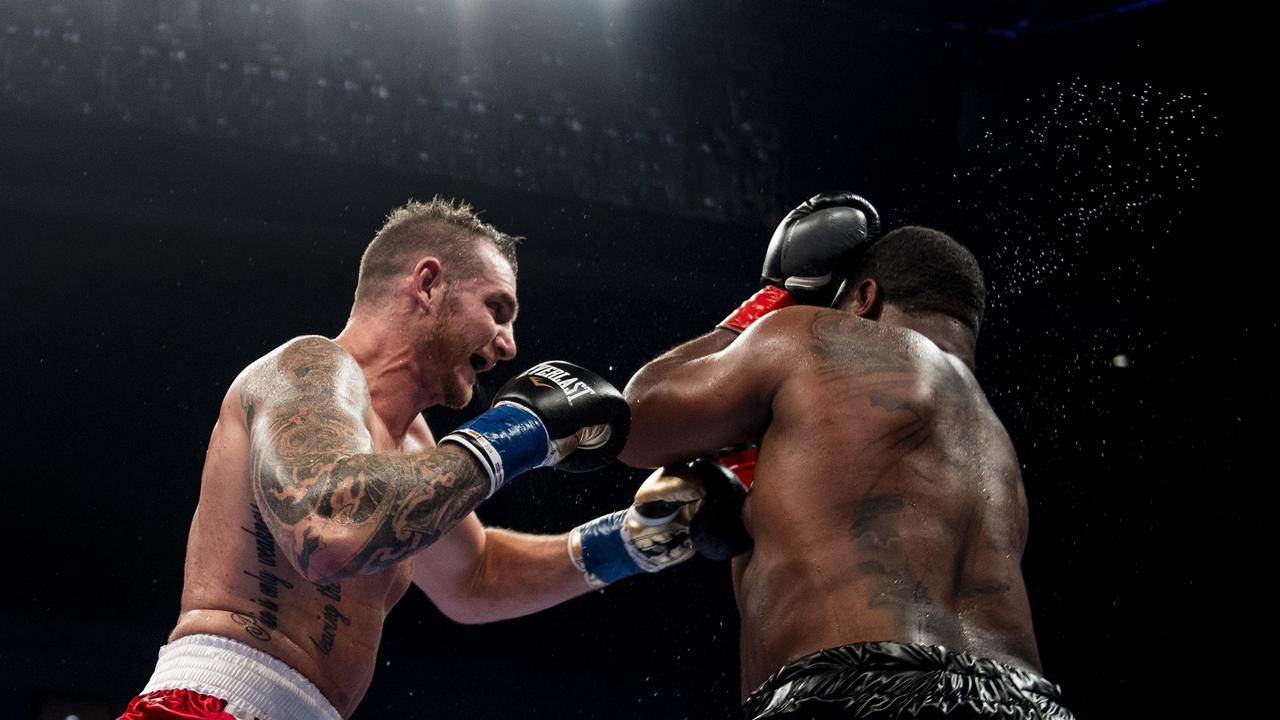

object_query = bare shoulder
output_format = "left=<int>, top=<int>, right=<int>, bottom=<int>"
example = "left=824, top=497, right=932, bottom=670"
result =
left=773, top=307, right=918, bottom=374
left=905, top=338, right=991, bottom=422
left=731, top=306, right=929, bottom=392
left=778, top=309, right=953, bottom=434
left=238, top=336, right=370, bottom=412
left=733, top=305, right=831, bottom=360
left=740, top=304, right=824, bottom=337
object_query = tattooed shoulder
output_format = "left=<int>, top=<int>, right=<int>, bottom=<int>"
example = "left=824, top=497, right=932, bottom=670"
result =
left=808, top=310, right=913, bottom=374
left=241, top=336, right=370, bottom=424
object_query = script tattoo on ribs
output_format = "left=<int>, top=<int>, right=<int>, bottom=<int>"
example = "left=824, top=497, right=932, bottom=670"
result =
left=229, top=502, right=296, bottom=643
left=244, top=337, right=487, bottom=579
left=310, top=581, right=347, bottom=656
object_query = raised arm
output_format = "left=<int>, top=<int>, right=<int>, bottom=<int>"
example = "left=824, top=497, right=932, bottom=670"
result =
left=243, top=336, right=489, bottom=583
left=621, top=326, right=772, bottom=468
left=622, top=191, right=879, bottom=468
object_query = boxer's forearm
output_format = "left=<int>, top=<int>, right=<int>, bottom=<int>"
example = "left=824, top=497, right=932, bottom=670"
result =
left=438, top=528, right=592, bottom=624
left=262, top=445, right=491, bottom=584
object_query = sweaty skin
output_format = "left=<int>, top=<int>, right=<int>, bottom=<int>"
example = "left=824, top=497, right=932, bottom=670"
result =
left=161, top=241, right=598, bottom=718
left=171, top=337, right=483, bottom=714
left=623, top=305, right=1041, bottom=698
left=170, top=339, right=590, bottom=716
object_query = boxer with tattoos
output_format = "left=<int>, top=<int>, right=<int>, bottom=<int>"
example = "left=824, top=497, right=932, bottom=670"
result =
left=116, top=198, right=654, bottom=720
left=622, top=194, right=1075, bottom=718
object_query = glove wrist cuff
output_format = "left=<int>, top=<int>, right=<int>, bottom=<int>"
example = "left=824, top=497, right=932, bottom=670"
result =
left=440, top=402, right=551, bottom=498
left=572, top=509, right=642, bottom=588
left=718, top=286, right=796, bottom=334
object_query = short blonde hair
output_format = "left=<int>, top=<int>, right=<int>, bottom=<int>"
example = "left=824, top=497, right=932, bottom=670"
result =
left=353, top=196, right=520, bottom=308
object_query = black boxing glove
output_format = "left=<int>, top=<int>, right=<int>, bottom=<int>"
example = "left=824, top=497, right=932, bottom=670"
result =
left=762, top=191, right=880, bottom=306
left=441, top=361, right=630, bottom=496
left=720, top=192, right=880, bottom=332
left=687, top=456, right=753, bottom=560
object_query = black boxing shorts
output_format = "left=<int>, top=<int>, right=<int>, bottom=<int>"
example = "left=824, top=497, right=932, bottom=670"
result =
left=742, top=642, right=1074, bottom=719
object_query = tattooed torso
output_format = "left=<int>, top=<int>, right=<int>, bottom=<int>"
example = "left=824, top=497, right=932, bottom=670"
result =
left=731, top=308, right=1041, bottom=695
left=170, top=336, right=487, bottom=717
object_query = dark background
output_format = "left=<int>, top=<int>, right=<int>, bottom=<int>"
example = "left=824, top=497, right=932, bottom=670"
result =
left=1, top=1, right=1243, bottom=718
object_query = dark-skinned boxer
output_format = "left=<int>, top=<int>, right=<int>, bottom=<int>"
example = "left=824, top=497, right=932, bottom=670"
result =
left=116, top=198, right=685, bottom=720
left=620, top=193, right=1075, bottom=719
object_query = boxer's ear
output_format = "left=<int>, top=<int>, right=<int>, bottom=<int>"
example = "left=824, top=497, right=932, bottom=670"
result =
left=411, top=256, right=444, bottom=312
left=847, top=278, right=882, bottom=320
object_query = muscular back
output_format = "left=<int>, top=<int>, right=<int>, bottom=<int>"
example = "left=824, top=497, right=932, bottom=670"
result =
left=732, top=308, right=1041, bottom=693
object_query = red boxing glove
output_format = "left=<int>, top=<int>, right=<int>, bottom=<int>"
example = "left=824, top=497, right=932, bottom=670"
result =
left=717, top=286, right=797, bottom=334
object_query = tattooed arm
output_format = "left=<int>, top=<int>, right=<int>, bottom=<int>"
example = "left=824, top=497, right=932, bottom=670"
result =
left=242, top=336, right=489, bottom=584
left=621, top=312, right=802, bottom=468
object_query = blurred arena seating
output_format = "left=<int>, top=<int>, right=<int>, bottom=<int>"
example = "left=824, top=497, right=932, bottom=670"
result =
left=0, top=0, right=785, bottom=223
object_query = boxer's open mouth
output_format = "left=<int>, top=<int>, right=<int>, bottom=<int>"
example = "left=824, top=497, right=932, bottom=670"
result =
left=469, top=355, right=486, bottom=372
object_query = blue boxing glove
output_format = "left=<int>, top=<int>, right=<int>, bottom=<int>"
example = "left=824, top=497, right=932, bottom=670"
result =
left=569, top=466, right=700, bottom=588
left=441, top=361, right=630, bottom=497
